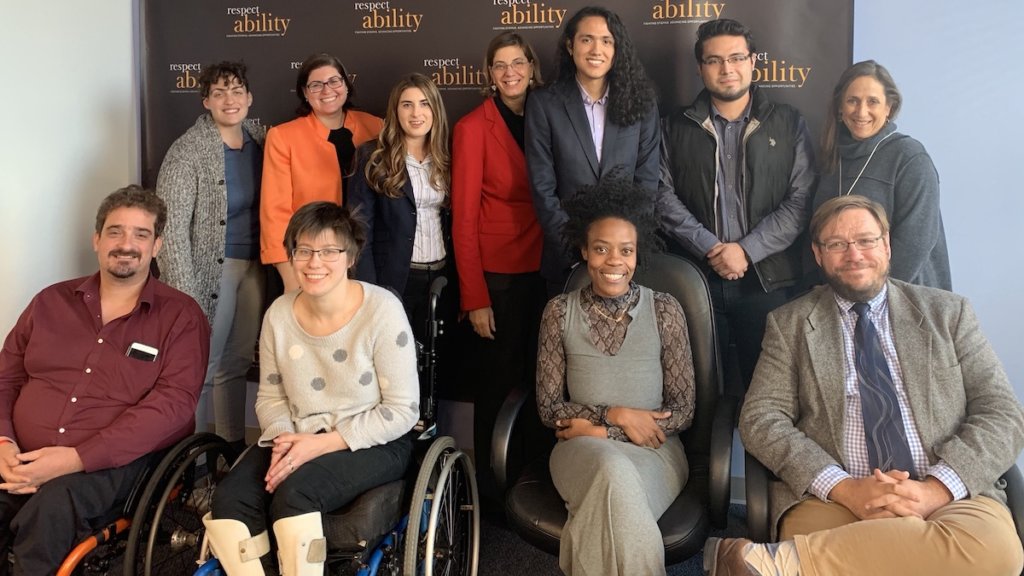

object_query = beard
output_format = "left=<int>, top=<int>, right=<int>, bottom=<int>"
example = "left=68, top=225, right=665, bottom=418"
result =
left=106, top=250, right=143, bottom=279
left=821, top=261, right=889, bottom=303
left=707, top=81, right=750, bottom=103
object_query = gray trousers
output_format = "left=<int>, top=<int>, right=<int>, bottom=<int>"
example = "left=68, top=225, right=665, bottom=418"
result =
left=197, top=258, right=264, bottom=443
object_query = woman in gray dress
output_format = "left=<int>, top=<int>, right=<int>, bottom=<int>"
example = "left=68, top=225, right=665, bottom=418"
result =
left=536, top=177, right=696, bottom=575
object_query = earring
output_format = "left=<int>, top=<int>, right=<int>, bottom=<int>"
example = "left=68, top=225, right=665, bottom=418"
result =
left=529, top=78, right=534, bottom=86
left=490, top=84, right=497, bottom=92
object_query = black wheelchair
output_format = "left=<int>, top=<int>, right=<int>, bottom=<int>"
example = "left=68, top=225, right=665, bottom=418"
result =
left=21, top=276, right=478, bottom=576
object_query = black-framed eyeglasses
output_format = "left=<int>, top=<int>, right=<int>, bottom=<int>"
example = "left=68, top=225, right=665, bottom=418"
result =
left=701, top=54, right=752, bottom=67
left=817, top=236, right=884, bottom=254
left=292, top=247, right=346, bottom=261
left=306, top=76, right=345, bottom=94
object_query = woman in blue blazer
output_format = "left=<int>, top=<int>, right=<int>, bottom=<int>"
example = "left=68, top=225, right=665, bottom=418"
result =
left=349, top=73, right=451, bottom=342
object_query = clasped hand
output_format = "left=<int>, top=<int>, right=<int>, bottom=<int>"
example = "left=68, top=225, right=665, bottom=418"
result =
left=0, top=443, right=84, bottom=494
left=264, top=432, right=347, bottom=493
left=556, top=408, right=670, bottom=449
left=706, top=242, right=748, bottom=280
left=830, top=469, right=953, bottom=520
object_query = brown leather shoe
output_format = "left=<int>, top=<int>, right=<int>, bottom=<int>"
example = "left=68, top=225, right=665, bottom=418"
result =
left=703, top=537, right=756, bottom=576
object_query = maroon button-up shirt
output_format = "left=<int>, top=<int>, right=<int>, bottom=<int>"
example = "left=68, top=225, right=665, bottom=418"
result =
left=0, top=273, right=209, bottom=472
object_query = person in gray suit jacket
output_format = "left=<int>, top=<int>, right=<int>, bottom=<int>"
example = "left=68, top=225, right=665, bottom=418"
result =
left=705, top=195, right=1024, bottom=575
left=526, top=6, right=691, bottom=294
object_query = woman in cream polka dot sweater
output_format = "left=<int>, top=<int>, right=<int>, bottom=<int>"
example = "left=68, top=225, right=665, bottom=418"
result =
left=203, top=201, right=419, bottom=576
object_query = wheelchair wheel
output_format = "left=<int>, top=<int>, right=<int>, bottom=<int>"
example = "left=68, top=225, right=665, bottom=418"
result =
left=123, top=433, right=233, bottom=576
left=402, top=436, right=479, bottom=576
left=423, top=450, right=479, bottom=576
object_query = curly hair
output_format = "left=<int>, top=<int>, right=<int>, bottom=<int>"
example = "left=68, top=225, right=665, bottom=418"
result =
left=561, top=173, right=663, bottom=265
left=95, top=185, right=167, bottom=237
left=199, top=61, right=250, bottom=99
left=293, top=53, right=357, bottom=117
left=821, top=60, right=902, bottom=173
left=555, top=6, right=656, bottom=126
left=363, top=74, right=450, bottom=200
left=284, top=201, right=367, bottom=267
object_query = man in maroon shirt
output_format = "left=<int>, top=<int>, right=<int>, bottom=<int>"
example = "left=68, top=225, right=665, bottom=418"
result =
left=0, top=186, right=209, bottom=575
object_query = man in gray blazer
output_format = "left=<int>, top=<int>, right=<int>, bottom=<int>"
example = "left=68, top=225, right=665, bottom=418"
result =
left=705, top=195, right=1024, bottom=575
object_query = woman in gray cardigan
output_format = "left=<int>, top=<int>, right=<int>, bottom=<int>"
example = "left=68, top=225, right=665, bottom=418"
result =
left=813, top=60, right=951, bottom=290
left=156, top=61, right=266, bottom=453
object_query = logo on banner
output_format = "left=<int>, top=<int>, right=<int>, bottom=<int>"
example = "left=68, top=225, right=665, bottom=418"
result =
left=287, top=61, right=361, bottom=94
left=354, top=1, right=423, bottom=34
left=492, top=0, right=567, bottom=31
left=752, top=52, right=811, bottom=89
left=169, top=63, right=202, bottom=93
left=226, top=6, right=291, bottom=37
left=424, top=58, right=486, bottom=92
left=643, top=0, right=725, bottom=25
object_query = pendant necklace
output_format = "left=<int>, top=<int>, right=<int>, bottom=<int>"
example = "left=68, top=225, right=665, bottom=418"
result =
left=839, top=130, right=896, bottom=196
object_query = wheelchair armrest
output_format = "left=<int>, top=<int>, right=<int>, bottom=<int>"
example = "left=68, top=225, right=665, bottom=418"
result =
left=491, top=386, right=531, bottom=494
left=708, top=395, right=736, bottom=528
left=998, top=464, right=1024, bottom=559
left=745, top=451, right=774, bottom=542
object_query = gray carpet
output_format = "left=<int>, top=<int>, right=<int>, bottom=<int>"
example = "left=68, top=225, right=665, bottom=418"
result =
left=477, top=504, right=748, bottom=575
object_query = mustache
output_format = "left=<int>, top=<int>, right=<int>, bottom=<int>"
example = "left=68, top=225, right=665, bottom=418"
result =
left=108, top=250, right=141, bottom=259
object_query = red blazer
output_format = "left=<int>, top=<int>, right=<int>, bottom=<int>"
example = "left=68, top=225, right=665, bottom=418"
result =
left=452, top=98, right=543, bottom=312
left=260, top=111, right=383, bottom=264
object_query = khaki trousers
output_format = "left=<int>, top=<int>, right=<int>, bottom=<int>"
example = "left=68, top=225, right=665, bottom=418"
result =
left=779, top=496, right=1023, bottom=576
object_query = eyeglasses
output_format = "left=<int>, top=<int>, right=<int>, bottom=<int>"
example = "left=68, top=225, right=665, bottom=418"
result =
left=306, top=76, right=345, bottom=94
left=817, top=236, right=884, bottom=254
left=292, top=247, right=346, bottom=261
left=701, top=54, right=752, bottom=67
left=491, top=59, right=529, bottom=74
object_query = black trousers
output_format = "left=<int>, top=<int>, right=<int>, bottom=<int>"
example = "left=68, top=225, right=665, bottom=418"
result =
left=469, top=272, right=546, bottom=503
left=706, top=272, right=789, bottom=400
left=210, top=434, right=412, bottom=534
left=0, top=454, right=150, bottom=576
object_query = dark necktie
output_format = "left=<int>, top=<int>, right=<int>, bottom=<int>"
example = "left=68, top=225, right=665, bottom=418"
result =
left=852, top=302, right=915, bottom=473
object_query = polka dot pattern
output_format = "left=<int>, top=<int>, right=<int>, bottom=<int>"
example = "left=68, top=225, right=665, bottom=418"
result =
left=267, top=373, right=283, bottom=385
left=359, top=372, right=373, bottom=386
left=333, top=349, right=348, bottom=362
left=380, top=407, right=393, bottom=421
left=288, top=345, right=304, bottom=360
left=396, top=331, right=409, bottom=347
left=311, top=377, right=326, bottom=391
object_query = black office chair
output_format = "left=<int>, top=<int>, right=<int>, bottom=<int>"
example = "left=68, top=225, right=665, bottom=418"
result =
left=745, top=454, right=1024, bottom=576
left=491, top=252, right=736, bottom=563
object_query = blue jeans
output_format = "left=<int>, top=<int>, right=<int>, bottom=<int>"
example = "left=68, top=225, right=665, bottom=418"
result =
left=706, top=273, right=789, bottom=399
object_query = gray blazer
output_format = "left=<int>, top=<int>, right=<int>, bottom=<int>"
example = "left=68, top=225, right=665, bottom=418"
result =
left=739, top=279, right=1024, bottom=537
left=525, top=81, right=660, bottom=284
left=156, top=113, right=266, bottom=323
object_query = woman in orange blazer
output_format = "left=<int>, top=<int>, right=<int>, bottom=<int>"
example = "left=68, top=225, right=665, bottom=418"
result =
left=451, top=32, right=546, bottom=506
left=260, top=53, right=383, bottom=291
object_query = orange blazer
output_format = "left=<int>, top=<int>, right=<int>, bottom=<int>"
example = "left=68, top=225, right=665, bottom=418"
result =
left=260, top=110, right=383, bottom=264
left=452, top=98, right=543, bottom=312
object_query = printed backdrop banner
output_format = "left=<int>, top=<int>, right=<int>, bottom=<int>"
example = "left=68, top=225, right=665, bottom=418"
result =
left=140, top=0, right=853, bottom=186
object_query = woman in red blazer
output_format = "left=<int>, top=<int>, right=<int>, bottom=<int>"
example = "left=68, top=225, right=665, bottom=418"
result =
left=451, top=32, right=546, bottom=506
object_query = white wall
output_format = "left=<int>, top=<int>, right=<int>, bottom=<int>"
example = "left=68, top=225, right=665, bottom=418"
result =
left=0, top=2, right=138, bottom=331
left=853, top=0, right=1024, bottom=467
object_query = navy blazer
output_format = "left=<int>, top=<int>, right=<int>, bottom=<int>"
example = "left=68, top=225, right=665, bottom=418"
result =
left=349, top=149, right=450, bottom=296
left=525, top=81, right=661, bottom=284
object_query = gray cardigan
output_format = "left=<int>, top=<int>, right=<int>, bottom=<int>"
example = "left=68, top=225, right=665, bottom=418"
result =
left=156, top=113, right=267, bottom=323
left=813, top=123, right=951, bottom=290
